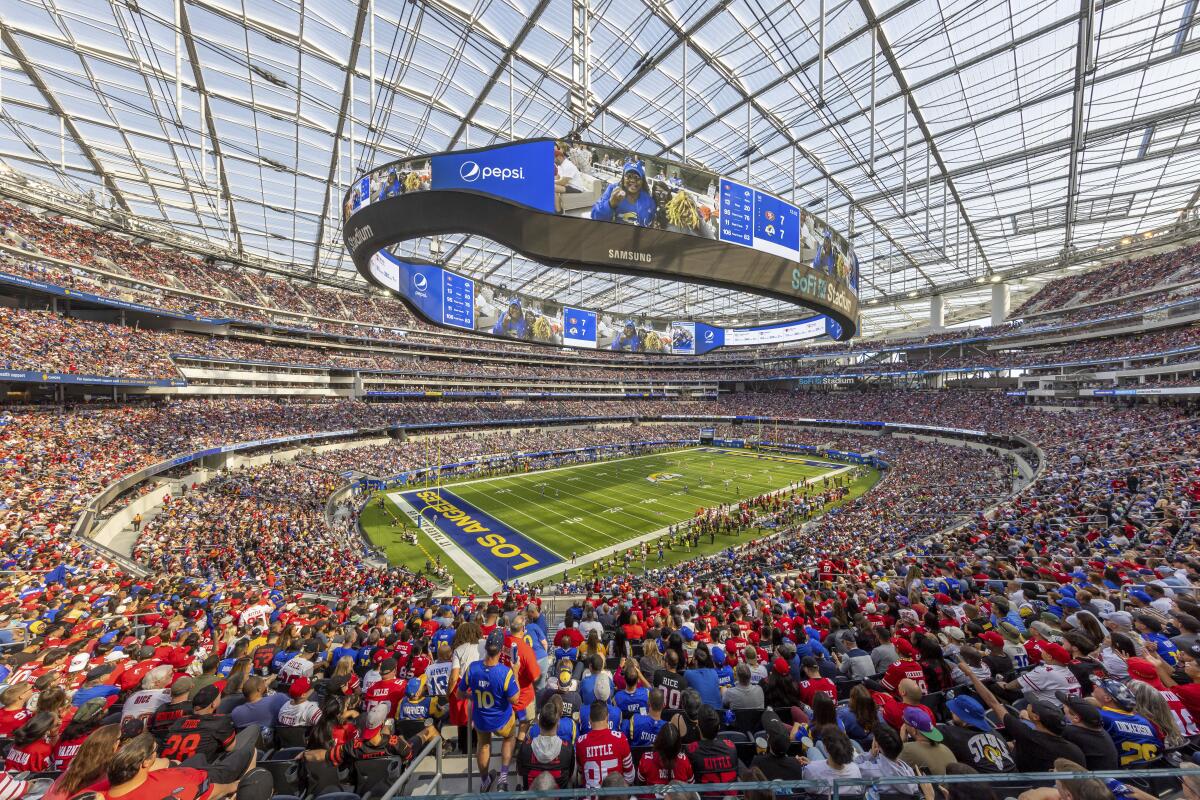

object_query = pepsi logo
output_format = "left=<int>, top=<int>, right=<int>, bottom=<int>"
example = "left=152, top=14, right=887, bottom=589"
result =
left=459, top=161, right=481, bottom=182
left=704, top=330, right=714, bottom=342
left=413, top=273, right=429, bottom=293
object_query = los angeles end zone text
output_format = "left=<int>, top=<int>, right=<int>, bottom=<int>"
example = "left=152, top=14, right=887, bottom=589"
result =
left=381, top=447, right=852, bottom=583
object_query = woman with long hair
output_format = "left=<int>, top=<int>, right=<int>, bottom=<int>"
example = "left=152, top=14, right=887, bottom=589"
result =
left=636, top=718, right=693, bottom=785
left=838, top=684, right=878, bottom=748
left=5, top=711, right=59, bottom=772
left=448, top=620, right=483, bottom=753
left=1129, top=680, right=1185, bottom=748
left=809, top=692, right=843, bottom=745
left=582, top=630, right=606, bottom=661
left=43, top=724, right=121, bottom=800
left=52, top=698, right=109, bottom=771
left=916, top=635, right=954, bottom=693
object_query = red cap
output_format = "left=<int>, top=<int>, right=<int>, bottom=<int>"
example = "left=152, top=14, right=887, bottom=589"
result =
left=1126, top=657, right=1162, bottom=687
left=1040, top=643, right=1071, bottom=664
left=772, top=657, right=790, bottom=676
left=288, top=677, right=312, bottom=698
left=979, top=631, right=1005, bottom=649
left=934, top=593, right=952, bottom=605
left=895, top=639, right=917, bottom=658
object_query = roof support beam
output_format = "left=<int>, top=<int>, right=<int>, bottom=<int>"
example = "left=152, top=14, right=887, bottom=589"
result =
left=447, top=0, right=553, bottom=149
left=1063, top=0, right=1094, bottom=260
left=633, top=1, right=935, bottom=292
left=0, top=26, right=131, bottom=213
left=178, top=0, right=243, bottom=253
left=853, top=0, right=991, bottom=277
left=311, top=0, right=371, bottom=276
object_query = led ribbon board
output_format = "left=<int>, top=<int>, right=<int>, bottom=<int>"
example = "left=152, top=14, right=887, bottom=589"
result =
left=343, top=138, right=860, bottom=343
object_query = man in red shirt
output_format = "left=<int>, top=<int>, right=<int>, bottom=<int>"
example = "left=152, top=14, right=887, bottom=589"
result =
left=575, top=701, right=634, bottom=791
left=554, top=617, right=585, bottom=650
left=875, top=638, right=927, bottom=695
left=505, top=617, right=542, bottom=739
left=0, top=683, right=34, bottom=735
left=363, top=658, right=406, bottom=719
left=796, top=656, right=837, bottom=706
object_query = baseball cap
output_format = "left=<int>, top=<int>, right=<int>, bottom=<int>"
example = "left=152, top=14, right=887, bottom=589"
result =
left=895, top=639, right=918, bottom=658
left=1100, top=610, right=1133, bottom=628
left=406, top=677, right=423, bottom=697
left=998, top=622, right=1023, bottom=641
left=74, top=697, right=109, bottom=725
left=192, top=684, right=221, bottom=709
left=1095, top=678, right=1135, bottom=711
left=1126, top=657, right=1162, bottom=687
left=170, top=676, right=195, bottom=697
left=946, top=695, right=992, bottom=731
left=379, top=658, right=398, bottom=674
left=120, top=717, right=146, bottom=740
left=902, top=706, right=943, bottom=741
left=485, top=628, right=505, bottom=653
left=67, top=653, right=90, bottom=673
left=1040, top=643, right=1071, bottom=664
left=288, top=677, right=312, bottom=699
left=1055, top=690, right=1101, bottom=727
left=979, top=631, right=1005, bottom=649
left=361, top=701, right=391, bottom=740
left=1030, top=701, right=1066, bottom=734
left=1128, top=589, right=1153, bottom=604
left=772, top=657, right=790, bottom=676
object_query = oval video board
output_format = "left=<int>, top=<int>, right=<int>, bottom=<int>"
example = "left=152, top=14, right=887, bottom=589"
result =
left=343, top=138, right=860, bottom=345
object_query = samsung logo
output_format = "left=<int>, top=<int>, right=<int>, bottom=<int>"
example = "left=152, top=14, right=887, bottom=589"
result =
left=347, top=224, right=373, bottom=250
left=608, top=249, right=652, bottom=263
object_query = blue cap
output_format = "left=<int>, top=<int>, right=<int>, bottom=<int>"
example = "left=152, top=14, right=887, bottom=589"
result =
left=1129, top=589, right=1153, bottom=604
left=711, top=646, right=726, bottom=666
left=1060, top=597, right=1081, bottom=610
left=406, top=678, right=423, bottom=697
left=946, top=695, right=993, bottom=731
left=622, top=160, right=646, bottom=180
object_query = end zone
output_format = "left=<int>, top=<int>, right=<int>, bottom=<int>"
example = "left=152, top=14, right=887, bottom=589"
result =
left=393, top=487, right=563, bottom=584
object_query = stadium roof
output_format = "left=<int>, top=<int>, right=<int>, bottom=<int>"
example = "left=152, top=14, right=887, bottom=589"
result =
left=1, top=0, right=1197, bottom=334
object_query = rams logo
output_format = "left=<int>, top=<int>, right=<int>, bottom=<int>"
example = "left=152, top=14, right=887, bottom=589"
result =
left=647, top=472, right=682, bottom=483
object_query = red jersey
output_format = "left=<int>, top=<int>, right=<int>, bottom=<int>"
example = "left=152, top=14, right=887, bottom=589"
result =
left=107, top=767, right=213, bottom=800
left=880, top=659, right=927, bottom=694
left=797, top=677, right=837, bottom=706
left=364, top=679, right=406, bottom=718
left=392, top=641, right=413, bottom=674
left=637, top=750, right=694, bottom=785
left=0, top=707, right=33, bottom=736
left=575, top=727, right=635, bottom=789
left=5, top=739, right=53, bottom=773
left=53, top=735, right=88, bottom=770
left=1161, top=688, right=1199, bottom=737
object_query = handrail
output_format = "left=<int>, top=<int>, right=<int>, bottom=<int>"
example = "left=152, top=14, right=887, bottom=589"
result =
left=380, top=735, right=442, bottom=800
left=447, top=767, right=1199, bottom=800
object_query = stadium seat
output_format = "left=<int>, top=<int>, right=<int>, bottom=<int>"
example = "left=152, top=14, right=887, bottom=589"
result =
left=274, top=725, right=309, bottom=749
left=259, top=754, right=302, bottom=796
left=731, top=708, right=765, bottom=736
left=353, top=756, right=404, bottom=799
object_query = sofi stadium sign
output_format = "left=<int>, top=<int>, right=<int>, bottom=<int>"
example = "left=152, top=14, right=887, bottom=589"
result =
left=343, top=138, right=861, bottom=344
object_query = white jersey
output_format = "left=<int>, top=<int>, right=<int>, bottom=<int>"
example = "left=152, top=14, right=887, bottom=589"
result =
left=122, top=689, right=170, bottom=720
left=425, top=661, right=452, bottom=697
left=1017, top=664, right=1080, bottom=704
left=278, top=700, right=322, bottom=728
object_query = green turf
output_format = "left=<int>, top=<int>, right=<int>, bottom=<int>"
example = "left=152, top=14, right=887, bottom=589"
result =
left=360, top=447, right=880, bottom=591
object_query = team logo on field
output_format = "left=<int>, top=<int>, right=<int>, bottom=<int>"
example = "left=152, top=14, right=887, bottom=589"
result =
left=647, top=472, right=682, bottom=483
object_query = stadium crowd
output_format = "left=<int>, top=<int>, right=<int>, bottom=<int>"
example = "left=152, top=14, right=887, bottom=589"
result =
left=0, top=387, right=1194, bottom=800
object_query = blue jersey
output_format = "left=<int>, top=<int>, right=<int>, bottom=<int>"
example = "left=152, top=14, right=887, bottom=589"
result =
left=530, top=717, right=578, bottom=746
left=614, top=686, right=649, bottom=720
left=716, top=665, right=734, bottom=690
left=1143, top=633, right=1180, bottom=666
left=684, top=668, right=722, bottom=709
left=579, top=702, right=622, bottom=735
left=329, top=645, right=358, bottom=667
left=399, top=697, right=431, bottom=721
left=627, top=714, right=667, bottom=747
left=431, top=627, right=456, bottom=652
left=460, top=661, right=518, bottom=733
left=217, top=657, right=237, bottom=677
left=492, top=313, right=528, bottom=338
left=1099, top=707, right=1162, bottom=766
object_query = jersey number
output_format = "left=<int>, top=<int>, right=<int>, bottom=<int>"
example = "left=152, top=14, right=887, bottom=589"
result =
left=1119, top=741, right=1160, bottom=766
left=163, top=733, right=202, bottom=760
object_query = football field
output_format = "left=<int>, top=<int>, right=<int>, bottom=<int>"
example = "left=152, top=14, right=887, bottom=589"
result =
left=359, top=446, right=879, bottom=592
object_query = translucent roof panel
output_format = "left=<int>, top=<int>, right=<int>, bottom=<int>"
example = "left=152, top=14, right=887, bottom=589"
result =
left=0, top=0, right=1195, bottom=337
